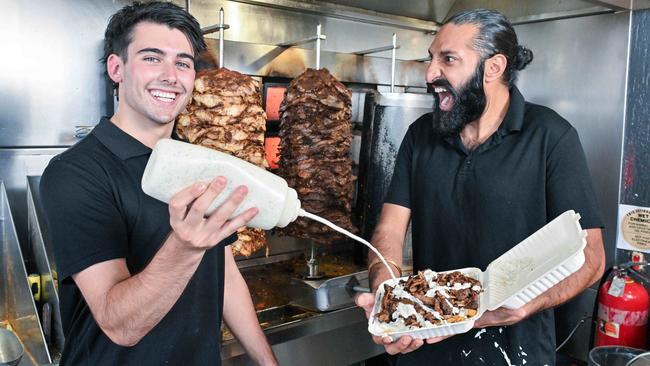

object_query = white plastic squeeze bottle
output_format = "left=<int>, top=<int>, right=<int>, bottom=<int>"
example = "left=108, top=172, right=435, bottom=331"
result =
left=142, top=139, right=398, bottom=280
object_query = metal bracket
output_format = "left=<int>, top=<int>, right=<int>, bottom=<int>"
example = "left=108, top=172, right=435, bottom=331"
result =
left=354, top=34, right=399, bottom=92
left=277, top=24, right=326, bottom=70
left=201, top=8, right=230, bottom=68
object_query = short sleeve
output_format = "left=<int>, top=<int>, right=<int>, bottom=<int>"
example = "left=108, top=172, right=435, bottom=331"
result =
left=224, top=232, right=237, bottom=246
left=546, top=127, right=604, bottom=229
left=384, top=124, right=416, bottom=209
left=40, top=157, right=129, bottom=281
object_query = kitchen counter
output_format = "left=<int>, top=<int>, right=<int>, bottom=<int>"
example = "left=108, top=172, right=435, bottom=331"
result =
left=222, top=305, right=384, bottom=366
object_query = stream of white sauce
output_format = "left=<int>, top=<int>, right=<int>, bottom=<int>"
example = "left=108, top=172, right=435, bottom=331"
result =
left=300, top=209, right=398, bottom=280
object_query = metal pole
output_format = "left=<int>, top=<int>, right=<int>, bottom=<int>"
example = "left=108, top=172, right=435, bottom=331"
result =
left=390, top=33, right=396, bottom=92
left=185, top=0, right=190, bottom=12
left=219, top=8, right=225, bottom=68
left=316, top=24, right=322, bottom=70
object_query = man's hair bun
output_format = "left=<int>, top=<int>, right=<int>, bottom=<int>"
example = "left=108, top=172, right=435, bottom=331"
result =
left=515, top=46, right=534, bottom=70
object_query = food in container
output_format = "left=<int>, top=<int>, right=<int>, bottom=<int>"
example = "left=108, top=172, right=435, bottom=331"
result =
left=374, top=270, right=482, bottom=331
left=368, top=210, right=588, bottom=338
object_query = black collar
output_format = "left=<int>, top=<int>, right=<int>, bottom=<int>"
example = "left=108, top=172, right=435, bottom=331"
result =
left=92, top=117, right=152, bottom=160
left=495, top=86, right=525, bottom=137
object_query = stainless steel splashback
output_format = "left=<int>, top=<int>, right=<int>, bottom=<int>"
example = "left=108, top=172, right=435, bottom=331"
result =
left=515, top=11, right=628, bottom=270
left=0, top=0, right=434, bottom=148
left=0, top=1, right=128, bottom=147
left=514, top=11, right=629, bottom=361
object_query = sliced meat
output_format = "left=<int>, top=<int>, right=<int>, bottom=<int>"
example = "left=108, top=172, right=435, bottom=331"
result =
left=276, top=68, right=357, bottom=243
left=176, top=67, right=268, bottom=257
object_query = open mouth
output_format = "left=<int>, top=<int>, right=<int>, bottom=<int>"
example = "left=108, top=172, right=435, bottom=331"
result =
left=434, top=86, right=454, bottom=112
left=149, top=89, right=178, bottom=103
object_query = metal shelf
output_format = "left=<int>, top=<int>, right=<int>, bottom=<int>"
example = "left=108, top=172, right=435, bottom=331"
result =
left=1, top=181, right=51, bottom=365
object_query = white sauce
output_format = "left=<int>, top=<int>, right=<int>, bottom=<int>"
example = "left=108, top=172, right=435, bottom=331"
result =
left=300, top=210, right=399, bottom=280
left=474, top=329, right=487, bottom=339
left=494, top=342, right=514, bottom=366
left=392, top=303, right=417, bottom=320
left=423, top=269, right=437, bottom=283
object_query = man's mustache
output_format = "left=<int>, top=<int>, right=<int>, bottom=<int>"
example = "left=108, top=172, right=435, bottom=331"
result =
left=430, top=78, right=452, bottom=89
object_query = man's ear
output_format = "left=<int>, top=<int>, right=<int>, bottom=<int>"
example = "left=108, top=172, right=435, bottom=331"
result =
left=106, top=54, right=124, bottom=84
left=483, top=54, right=507, bottom=84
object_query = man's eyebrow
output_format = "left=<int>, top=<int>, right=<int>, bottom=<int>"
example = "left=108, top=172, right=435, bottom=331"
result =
left=177, top=52, right=195, bottom=62
left=136, top=48, right=195, bottom=62
left=137, top=47, right=164, bottom=55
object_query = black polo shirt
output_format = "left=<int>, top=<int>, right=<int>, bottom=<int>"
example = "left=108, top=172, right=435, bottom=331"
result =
left=40, top=117, right=235, bottom=366
left=386, top=87, right=602, bottom=366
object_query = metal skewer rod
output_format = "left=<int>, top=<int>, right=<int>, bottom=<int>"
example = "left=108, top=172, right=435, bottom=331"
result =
left=219, top=8, right=225, bottom=68
left=277, top=24, right=326, bottom=70
left=201, top=7, right=230, bottom=36
left=352, top=34, right=399, bottom=92
left=391, top=33, right=397, bottom=92
left=316, top=24, right=322, bottom=70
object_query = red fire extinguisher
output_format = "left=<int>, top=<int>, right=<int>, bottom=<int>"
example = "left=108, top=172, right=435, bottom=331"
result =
left=595, top=264, right=649, bottom=349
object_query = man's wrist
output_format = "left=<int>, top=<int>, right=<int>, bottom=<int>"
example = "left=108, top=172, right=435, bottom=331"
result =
left=368, top=258, right=402, bottom=277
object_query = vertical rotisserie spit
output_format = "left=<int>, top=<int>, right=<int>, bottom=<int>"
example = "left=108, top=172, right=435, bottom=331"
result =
left=277, top=68, right=357, bottom=243
left=176, top=67, right=268, bottom=256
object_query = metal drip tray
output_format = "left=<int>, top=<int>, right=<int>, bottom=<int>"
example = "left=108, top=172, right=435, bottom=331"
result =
left=240, top=252, right=365, bottom=312
left=289, top=271, right=369, bottom=312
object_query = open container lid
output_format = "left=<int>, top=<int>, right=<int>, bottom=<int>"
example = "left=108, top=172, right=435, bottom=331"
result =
left=484, top=210, right=588, bottom=310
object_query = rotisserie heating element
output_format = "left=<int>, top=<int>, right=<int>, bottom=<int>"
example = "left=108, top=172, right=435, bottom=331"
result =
left=277, top=68, right=357, bottom=243
left=176, top=67, right=268, bottom=257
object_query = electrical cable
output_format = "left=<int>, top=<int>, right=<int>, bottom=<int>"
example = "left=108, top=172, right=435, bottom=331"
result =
left=556, top=315, right=591, bottom=352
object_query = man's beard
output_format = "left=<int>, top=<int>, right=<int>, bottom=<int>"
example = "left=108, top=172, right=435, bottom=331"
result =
left=430, top=63, right=486, bottom=137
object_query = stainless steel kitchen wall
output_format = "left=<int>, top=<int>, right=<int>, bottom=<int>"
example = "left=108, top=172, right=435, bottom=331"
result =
left=515, top=11, right=628, bottom=271
left=514, top=12, right=630, bottom=361
left=0, top=0, right=128, bottom=148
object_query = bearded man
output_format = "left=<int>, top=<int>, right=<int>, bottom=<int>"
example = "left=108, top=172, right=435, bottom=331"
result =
left=356, top=9, right=605, bottom=365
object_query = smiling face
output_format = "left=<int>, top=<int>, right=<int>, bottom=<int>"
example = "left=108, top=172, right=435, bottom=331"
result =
left=108, top=22, right=196, bottom=127
left=426, top=23, right=487, bottom=136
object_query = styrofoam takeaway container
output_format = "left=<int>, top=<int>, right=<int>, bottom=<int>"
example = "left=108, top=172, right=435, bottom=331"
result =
left=368, top=210, right=588, bottom=339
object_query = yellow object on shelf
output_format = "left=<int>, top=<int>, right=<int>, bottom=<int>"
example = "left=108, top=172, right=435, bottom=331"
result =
left=27, top=274, right=41, bottom=302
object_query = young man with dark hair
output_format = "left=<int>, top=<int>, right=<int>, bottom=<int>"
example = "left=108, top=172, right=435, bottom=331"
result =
left=40, top=2, right=277, bottom=365
left=357, top=8, right=605, bottom=365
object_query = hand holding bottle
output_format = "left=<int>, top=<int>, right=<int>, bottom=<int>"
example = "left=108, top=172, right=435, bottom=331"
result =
left=168, top=176, right=258, bottom=250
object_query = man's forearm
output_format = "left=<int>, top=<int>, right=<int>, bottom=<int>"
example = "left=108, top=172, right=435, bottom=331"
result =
left=90, top=233, right=205, bottom=346
left=369, top=228, right=405, bottom=292
left=223, top=252, right=277, bottom=366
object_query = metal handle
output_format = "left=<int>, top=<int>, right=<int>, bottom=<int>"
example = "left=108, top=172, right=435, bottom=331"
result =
left=350, top=285, right=370, bottom=293
left=74, top=125, right=94, bottom=139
